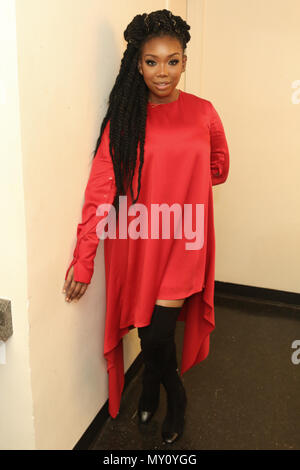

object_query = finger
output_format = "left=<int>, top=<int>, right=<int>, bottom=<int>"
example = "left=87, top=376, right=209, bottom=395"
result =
left=73, top=284, right=88, bottom=302
left=63, top=279, right=71, bottom=295
left=63, top=265, right=74, bottom=294
left=65, top=280, right=77, bottom=301
left=68, top=282, right=85, bottom=302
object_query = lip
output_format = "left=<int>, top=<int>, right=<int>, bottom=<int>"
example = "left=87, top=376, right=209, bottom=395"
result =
left=154, top=82, right=170, bottom=90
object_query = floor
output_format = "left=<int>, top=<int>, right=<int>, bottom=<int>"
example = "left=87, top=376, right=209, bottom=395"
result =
left=89, top=297, right=300, bottom=450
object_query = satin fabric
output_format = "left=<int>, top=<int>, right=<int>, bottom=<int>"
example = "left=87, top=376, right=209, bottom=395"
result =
left=65, top=90, right=230, bottom=418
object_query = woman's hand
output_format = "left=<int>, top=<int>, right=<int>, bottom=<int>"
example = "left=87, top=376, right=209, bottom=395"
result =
left=62, top=265, right=89, bottom=303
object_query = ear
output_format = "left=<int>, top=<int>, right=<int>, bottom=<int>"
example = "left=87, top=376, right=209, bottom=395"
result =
left=182, top=54, right=187, bottom=72
left=137, top=60, right=143, bottom=75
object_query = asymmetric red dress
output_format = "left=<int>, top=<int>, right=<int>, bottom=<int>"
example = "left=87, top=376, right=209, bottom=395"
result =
left=65, top=89, right=230, bottom=418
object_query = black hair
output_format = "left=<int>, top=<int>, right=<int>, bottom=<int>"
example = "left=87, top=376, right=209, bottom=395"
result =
left=92, top=9, right=191, bottom=218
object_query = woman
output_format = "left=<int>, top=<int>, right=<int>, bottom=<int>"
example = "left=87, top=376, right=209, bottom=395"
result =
left=63, top=9, right=229, bottom=445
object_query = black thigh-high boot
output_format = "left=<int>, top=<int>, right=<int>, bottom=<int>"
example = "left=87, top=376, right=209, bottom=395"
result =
left=160, top=335, right=187, bottom=444
left=147, top=306, right=187, bottom=444
left=137, top=303, right=183, bottom=425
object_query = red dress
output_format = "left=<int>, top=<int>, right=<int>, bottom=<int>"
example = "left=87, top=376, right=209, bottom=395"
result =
left=65, top=89, right=230, bottom=418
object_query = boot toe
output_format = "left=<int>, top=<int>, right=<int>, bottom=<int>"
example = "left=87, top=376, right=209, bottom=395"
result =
left=138, top=410, right=154, bottom=424
left=162, top=431, right=180, bottom=444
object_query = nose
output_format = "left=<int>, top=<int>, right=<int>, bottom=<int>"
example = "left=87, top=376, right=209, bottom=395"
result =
left=156, top=64, right=168, bottom=76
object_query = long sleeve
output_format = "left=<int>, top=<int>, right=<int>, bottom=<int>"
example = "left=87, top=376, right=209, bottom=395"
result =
left=65, top=120, right=116, bottom=284
left=209, top=102, right=230, bottom=186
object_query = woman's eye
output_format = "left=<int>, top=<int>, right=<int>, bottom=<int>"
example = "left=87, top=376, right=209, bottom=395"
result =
left=145, top=59, right=179, bottom=66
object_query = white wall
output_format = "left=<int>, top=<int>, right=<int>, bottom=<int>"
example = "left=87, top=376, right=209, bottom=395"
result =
left=0, top=0, right=35, bottom=450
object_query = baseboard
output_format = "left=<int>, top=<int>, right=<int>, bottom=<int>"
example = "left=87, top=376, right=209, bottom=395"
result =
left=214, top=281, right=300, bottom=314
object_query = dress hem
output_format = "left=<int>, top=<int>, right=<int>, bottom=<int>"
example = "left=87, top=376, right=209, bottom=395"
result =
left=156, top=282, right=205, bottom=300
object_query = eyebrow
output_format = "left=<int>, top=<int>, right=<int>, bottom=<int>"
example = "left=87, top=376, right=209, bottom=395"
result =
left=144, top=53, right=180, bottom=58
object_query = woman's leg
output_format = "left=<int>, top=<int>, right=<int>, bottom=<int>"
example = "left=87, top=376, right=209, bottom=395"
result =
left=160, top=325, right=187, bottom=444
left=137, top=302, right=187, bottom=443
left=137, top=303, right=183, bottom=424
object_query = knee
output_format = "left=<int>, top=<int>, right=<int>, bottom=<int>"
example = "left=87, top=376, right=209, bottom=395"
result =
left=137, top=304, right=181, bottom=348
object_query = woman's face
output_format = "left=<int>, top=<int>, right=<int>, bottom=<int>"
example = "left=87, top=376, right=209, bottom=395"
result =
left=138, top=35, right=187, bottom=103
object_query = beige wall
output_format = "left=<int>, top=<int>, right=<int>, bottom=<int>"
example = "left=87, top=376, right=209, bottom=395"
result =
left=187, top=0, right=300, bottom=293
left=0, top=0, right=186, bottom=450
